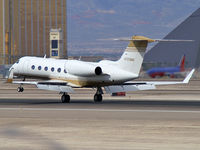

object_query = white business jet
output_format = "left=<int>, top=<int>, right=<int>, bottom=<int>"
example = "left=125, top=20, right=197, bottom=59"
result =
left=7, top=36, right=195, bottom=103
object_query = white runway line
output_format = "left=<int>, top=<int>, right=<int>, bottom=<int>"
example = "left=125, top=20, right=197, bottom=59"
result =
left=0, top=107, right=199, bottom=113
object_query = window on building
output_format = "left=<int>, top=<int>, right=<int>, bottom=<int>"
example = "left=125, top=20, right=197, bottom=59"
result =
left=52, top=40, right=58, bottom=49
left=51, top=67, right=55, bottom=72
left=57, top=68, right=61, bottom=73
left=31, top=65, right=35, bottom=70
left=52, top=50, right=58, bottom=56
left=38, top=66, right=42, bottom=70
left=44, top=67, right=48, bottom=71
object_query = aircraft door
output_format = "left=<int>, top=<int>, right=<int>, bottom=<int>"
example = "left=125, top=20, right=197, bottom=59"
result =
left=17, top=59, right=28, bottom=75
left=22, top=60, right=30, bottom=75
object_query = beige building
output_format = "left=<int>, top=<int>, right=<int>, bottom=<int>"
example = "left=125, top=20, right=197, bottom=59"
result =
left=0, top=0, right=67, bottom=64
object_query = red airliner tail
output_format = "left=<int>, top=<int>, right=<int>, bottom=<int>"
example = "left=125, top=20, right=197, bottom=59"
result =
left=178, top=54, right=185, bottom=72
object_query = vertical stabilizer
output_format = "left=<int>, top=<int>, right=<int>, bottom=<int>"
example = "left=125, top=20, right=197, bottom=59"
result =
left=178, top=54, right=185, bottom=72
left=117, top=36, right=154, bottom=76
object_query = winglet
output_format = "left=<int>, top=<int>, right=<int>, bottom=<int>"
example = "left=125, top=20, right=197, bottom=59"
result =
left=183, top=69, right=195, bottom=83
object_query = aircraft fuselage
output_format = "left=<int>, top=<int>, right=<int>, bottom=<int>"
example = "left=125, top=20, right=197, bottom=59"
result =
left=11, top=56, right=137, bottom=87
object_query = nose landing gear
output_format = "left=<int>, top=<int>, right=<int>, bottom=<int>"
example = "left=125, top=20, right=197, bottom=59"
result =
left=17, top=78, right=26, bottom=93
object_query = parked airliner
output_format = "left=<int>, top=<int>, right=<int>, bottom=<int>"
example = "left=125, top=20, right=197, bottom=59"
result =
left=7, top=36, right=195, bottom=103
left=147, top=55, right=186, bottom=78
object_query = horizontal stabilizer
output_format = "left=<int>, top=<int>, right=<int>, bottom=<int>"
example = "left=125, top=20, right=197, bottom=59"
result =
left=100, top=35, right=193, bottom=43
left=113, top=38, right=193, bottom=42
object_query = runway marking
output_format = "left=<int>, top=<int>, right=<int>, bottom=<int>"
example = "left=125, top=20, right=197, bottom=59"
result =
left=0, top=107, right=199, bottom=113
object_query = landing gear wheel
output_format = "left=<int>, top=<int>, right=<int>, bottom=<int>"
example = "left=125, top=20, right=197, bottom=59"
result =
left=61, top=94, right=70, bottom=103
left=17, top=87, right=24, bottom=92
left=94, top=94, right=102, bottom=102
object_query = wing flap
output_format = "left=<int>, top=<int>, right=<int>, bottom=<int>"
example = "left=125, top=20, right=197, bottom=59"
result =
left=12, top=80, right=74, bottom=93
left=104, top=84, right=156, bottom=94
left=13, top=81, right=38, bottom=85
left=36, top=84, right=74, bottom=93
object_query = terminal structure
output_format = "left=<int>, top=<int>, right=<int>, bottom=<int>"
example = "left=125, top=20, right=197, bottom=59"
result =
left=50, top=29, right=63, bottom=59
left=144, top=8, right=200, bottom=68
left=0, top=0, right=68, bottom=64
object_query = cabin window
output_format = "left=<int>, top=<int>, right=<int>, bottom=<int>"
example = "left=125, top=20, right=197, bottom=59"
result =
left=44, top=66, right=48, bottom=71
left=51, top=67, right=55, bottom=72
left=57, top=68, right=61, bottom=73
left=38, top=66, right=42, bottom=70
left=31, top=65, right=35, bottom=70
left=64, top=69, right=67, bottom=73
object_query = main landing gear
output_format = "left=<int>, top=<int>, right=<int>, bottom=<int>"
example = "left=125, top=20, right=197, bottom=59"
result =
left=61, top=93, right=70, bottom=103
left=17, top=86, right=24, bottom=92
left=94, top=87, right=103, bottom=102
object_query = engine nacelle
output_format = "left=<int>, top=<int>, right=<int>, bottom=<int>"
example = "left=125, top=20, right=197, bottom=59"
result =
left=95, top=66, right=102, bottom=75
left=66, top=61, right=102, bottom=77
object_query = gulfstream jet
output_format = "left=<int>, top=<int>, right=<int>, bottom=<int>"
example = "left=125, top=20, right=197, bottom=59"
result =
left=7, top=36, right=195, bottom=103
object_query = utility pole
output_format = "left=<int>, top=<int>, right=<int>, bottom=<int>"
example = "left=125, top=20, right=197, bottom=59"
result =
left=8, top=0, right=12, bottom=64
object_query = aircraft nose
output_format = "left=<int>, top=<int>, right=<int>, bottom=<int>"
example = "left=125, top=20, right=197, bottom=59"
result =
left=7, top=64, right=16, bottom=83
left=9, top=63, right=16, bottom=72
left=8, top=63, right=18, bottom=76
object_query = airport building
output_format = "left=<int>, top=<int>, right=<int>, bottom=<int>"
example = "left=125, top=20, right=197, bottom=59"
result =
left=144, top=8, right=200, bottom=68
left=0, top=0, right=67, bottom=64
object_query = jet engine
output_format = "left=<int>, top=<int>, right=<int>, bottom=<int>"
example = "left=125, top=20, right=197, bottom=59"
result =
left=66, top=61, right=102, bottom=77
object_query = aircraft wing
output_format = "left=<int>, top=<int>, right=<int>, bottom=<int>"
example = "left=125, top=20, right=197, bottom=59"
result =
left=104, top=69, right=195, bottom=94
left=12, top=80, right=74, bottom=93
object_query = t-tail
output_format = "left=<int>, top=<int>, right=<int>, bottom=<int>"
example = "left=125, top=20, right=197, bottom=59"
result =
left=178, top=54, right=185, bottom=72
left=116, top=36, right=192, bottom=77
left=117, top=36, right=156, bottom=77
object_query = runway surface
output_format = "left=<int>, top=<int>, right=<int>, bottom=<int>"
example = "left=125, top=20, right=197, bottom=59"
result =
left=0, top=79, right=200, bottom=150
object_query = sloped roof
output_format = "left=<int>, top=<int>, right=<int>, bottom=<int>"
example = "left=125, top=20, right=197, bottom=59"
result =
left=144, top=8, right=200, bottom=68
